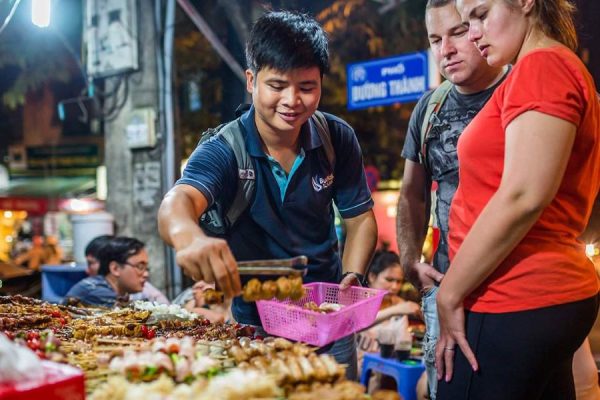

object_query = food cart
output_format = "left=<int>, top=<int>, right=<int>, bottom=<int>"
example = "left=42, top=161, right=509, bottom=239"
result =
left=0, top=283, right=402, bottom=400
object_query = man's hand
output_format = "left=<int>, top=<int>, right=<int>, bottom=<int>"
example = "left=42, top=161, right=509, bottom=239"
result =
left=158, top=186, right=242, bottom=299
left=408, top=262, right=444, bottom=292
left=339, top=272, right=363, bottom=290
left=175, top=236, right=242, bottom=299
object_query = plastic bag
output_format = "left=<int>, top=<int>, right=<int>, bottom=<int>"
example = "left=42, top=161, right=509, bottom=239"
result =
left=0, top=334, right=45, bottom=383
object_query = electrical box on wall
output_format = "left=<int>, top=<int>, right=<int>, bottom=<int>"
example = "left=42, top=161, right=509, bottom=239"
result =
left=84, top=0, right=139, bottom=78
left=126, top=108, right=156, bottom=149
left=7, top=145, right=27, bottom=172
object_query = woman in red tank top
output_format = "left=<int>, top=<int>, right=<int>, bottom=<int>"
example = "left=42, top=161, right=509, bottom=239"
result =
left=435, top=1, right=600, bottom=399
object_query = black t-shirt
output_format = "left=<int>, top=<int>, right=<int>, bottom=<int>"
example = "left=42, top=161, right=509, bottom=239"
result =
left=401, top=73, right=508, bottom=273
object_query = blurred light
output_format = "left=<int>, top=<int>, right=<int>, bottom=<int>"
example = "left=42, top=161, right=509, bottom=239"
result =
left=181, top=158, right=189, bottom=175
left=67, top=199, right=90, bottom=213
left=97, top=166, right=107, bottom=201
left=5, top=236, right=13, bottom=243
left=3, top=211, right=13, bottom=218
left=60, top=198, right=105, bottom=214
left=32, top=0, right=51, bottom=28
left=382, top=191, right=398, bottom=206
left=585, top=244, right=597, bottom=258
left=386, top=205, right=397, bottom=218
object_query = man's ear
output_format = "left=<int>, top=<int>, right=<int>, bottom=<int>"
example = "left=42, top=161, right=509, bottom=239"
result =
left=108, top=261, right=121, bottom=277
left=246, top=69, right=255, bottom=94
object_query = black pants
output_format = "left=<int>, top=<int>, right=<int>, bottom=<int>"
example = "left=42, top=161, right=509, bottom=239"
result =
left=438, top=294, right=599, bottom=400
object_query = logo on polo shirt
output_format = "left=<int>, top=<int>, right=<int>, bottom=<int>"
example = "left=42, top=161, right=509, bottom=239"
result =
left=239, top=169, right=255, bottom=180
left=312, top=173, right=334, bottom=192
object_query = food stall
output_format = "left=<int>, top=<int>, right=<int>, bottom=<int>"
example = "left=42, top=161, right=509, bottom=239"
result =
left=0, top=281, right=403, bottom=400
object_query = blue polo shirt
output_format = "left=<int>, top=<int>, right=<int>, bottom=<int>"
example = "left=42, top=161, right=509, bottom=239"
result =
left=63, top=275, right=121, bottom=307
left=177, top=106, right=373, bottom=325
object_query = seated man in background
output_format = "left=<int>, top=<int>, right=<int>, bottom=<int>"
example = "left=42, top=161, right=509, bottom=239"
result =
left=64, top=236, right=149, bottom=307
left=84, top=235, right=113, bottom=276
left=84, top=235, right=169, bottom=304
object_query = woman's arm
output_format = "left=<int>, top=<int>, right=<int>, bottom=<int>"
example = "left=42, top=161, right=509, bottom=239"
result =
left=436, top=110, right=577, bottom=380
left=374, top=300, right=421, bottom=324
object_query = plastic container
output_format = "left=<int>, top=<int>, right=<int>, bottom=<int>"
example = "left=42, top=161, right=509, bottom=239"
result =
left=70, top=211, right=114, bottom=264
left=257, top=282, right=386, bottom=347
left=41, top=264, right=88, bottom=304
left=0, top=360, right=85, bottom=400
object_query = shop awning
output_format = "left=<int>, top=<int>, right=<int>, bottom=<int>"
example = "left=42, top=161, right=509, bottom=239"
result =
left=0, top=177, right=96, bottom=214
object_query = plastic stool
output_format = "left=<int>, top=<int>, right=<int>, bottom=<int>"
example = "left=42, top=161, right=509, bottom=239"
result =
left=360, top=353, right=425, bottom=400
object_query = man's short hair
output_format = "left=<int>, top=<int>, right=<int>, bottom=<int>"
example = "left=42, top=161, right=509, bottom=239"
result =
left=97, top=236, right=145, bottom=276
left=426, top=0, right=455, bottom=9
left=245, top=10, right=329, bottom=76
left=85, top=235, right=113, bottom=258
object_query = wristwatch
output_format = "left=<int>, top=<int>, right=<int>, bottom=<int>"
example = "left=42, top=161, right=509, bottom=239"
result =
left=341, top=271, right=366, bottom=287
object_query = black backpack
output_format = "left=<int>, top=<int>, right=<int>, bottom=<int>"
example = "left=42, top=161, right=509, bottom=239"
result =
left=198, top=110, right=336, bottom=235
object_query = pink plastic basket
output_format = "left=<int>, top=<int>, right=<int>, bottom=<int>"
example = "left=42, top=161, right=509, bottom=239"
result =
left=256, top=282, right=387, bottom=347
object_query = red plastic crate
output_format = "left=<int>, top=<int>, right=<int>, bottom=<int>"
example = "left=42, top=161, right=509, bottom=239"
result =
left=0, top=360, right=85, bottom=400
left=257, top=282, right=386, bottom=347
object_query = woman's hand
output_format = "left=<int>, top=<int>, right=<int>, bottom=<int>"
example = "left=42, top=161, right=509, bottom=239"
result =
left=435, top=289, right=478, bottom=382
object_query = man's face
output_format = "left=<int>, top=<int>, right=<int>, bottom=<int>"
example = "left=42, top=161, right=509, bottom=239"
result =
left=426, top=4, right=492, bottom=89
left=246, top=66, right=321, bottom=137
left=86, top=254, right=100, bottom=276
left=112, top=249, right=148, bottom=294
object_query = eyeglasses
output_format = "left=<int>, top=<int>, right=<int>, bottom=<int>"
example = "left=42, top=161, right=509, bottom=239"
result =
left=122, top=261, right=149, bottom=274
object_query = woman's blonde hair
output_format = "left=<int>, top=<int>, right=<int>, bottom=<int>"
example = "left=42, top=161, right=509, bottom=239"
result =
left=505, top=0, right=578, bottom=51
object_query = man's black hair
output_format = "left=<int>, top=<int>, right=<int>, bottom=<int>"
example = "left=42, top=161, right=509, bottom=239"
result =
left=84, top=235, right=114, bottom=258
left=97, top=236, right=145, bottom=276
left=245, top=10, right=329, bottom=76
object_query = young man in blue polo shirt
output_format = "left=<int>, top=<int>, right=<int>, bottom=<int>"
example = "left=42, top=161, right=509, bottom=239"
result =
left=64, top=236, right=149, bottom=307
left=158, top=11, right=377, bottom=379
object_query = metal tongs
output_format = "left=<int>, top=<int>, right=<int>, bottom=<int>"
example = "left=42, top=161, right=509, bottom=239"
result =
left=237, top=255, right=308, bottom=277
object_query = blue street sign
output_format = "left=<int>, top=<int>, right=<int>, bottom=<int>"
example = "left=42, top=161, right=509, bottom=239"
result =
left=347, top=51, right=429, bottom=110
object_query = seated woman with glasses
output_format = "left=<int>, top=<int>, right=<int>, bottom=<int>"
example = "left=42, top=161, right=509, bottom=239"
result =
left=64, top=236, right=150, bottom=307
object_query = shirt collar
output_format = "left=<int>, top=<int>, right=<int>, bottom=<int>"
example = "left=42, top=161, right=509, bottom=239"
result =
left=240, top=105, right=324, bottom=157
left=240, top=106, right=265, bottom=157
left=303, top=115, right=324, bottom=151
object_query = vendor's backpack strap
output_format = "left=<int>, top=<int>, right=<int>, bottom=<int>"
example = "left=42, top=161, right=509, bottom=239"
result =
left=199, top=111, right=333, bottom=236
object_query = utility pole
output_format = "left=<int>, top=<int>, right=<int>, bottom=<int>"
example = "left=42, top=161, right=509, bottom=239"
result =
left=102, top=1, right=172, bottom=295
